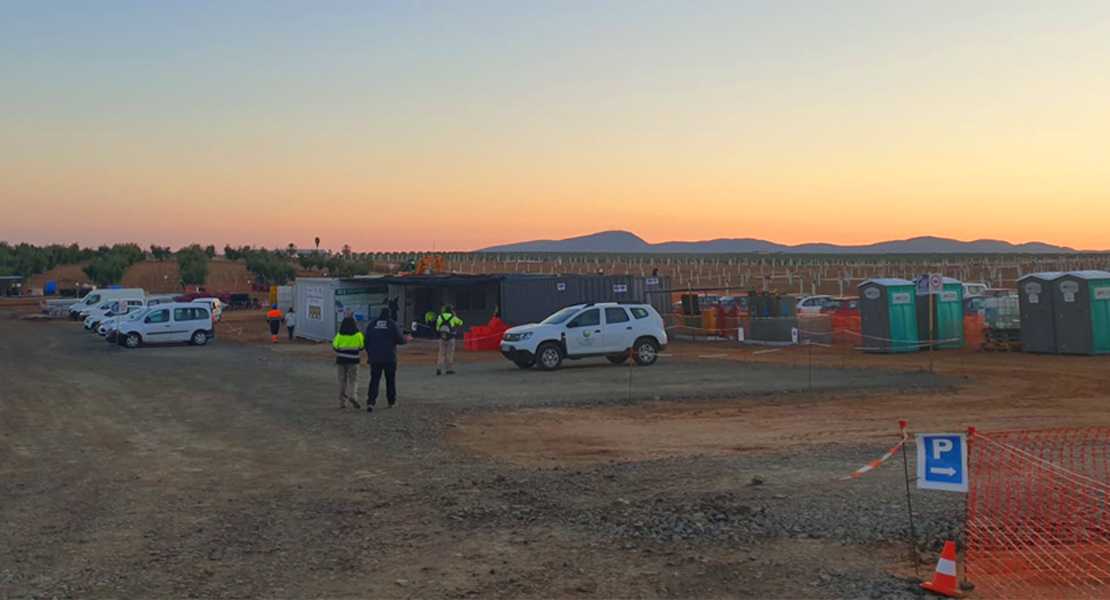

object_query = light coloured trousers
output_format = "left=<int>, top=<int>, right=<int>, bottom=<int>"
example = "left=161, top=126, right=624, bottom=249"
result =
left=437, top=339, right=456, bottom=372
left=336, top=363, right=359, bottom=406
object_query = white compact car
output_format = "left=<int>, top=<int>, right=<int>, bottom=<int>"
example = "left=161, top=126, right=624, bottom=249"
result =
left=500, top=302, right=668, bottom=371
left=190, top=297, right=223, bottom=322
left=85, top=299, right=145, bottom=331
left=109, top=302, right=215, bottom=349
left=796, top=295, right=834, bottom=314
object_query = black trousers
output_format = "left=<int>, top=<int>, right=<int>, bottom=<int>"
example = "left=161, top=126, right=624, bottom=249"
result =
left=367, top=362, right=398, bottom=406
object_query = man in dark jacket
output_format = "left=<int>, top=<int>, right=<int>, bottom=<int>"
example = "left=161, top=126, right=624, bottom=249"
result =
left=364, top=308, right=411, bottom=411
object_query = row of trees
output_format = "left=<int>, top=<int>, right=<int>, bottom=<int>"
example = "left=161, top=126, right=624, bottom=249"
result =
left=0, top=242, right=106, bottom=279
left=175, top=245, right=210, bottom=285
left=1, top=240, right=375, bottom=288
left=81, top=244, right=146, bottom=287
left=150, top=244, right=216, bottom=262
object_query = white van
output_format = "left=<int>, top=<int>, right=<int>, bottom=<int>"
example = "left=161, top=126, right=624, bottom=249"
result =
left=68, top=288, right=144, bottom=320
left=110, top=302, right=215, bottom=348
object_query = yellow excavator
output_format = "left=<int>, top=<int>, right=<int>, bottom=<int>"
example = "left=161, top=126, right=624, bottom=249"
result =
left=398, top=255, right=444, bottom=276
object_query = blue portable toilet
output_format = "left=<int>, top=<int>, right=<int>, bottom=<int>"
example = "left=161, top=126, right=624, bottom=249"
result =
left=45, top=281, right=57, bottom=295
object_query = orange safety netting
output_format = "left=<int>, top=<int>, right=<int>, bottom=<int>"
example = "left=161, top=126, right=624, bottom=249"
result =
left=967, top=428, right=1110, bottom=599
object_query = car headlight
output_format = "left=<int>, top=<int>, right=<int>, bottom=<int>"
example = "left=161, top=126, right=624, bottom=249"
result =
left=519, top=332, right=533, bottom=340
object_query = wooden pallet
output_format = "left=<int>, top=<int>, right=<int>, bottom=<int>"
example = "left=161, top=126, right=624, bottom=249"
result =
left=982, top=328, right=1022, bottom=352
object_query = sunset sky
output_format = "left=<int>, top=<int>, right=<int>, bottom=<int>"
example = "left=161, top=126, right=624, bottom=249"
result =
left=2, top=1, right=1109, bottom=251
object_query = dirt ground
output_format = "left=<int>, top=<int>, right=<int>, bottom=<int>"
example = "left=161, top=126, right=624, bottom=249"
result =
left=5, top=312, right=1110, bottom=598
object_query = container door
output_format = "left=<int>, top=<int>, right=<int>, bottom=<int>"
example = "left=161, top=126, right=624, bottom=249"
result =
left=860, top=285, right=887, bottom=350
left=1091, top=284, right=1110, bottom=354
left=1055, top=278, right=1089, bottom=355
left=564, top=308, right=603, bottom=356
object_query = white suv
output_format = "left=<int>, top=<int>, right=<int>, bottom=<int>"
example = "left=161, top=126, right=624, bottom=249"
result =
left=500, top=302, right=668, bottom=371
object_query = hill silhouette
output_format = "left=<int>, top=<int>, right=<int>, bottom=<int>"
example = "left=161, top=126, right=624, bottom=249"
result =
left=481, top=231, right=1076, bottom=254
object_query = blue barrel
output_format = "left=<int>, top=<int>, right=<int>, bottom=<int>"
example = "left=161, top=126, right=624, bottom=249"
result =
left=45, top=281, right=57, bottom=295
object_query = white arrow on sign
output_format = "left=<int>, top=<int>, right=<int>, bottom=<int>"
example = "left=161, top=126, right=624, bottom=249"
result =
left=929, top=466, right=956, bottom=476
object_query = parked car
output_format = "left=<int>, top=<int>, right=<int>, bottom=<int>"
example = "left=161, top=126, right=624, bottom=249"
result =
left=67, top=288, right=144, bottom=320
left=983, top=288, right=1017, bottom=299
left=500, top=302, right=668, bottom=371
left=820, top=296, right=860, bottom=315
left=962, top=282, right=989, bottom=298
left=797, top=295, right=834, bottom=314
left=963, top=295, right=987, bottom=315
left=96, top=303, right=150, bottom=335
left=108, top=302, right=215, bottom=348
left=191, top=297, right=223, bottom=322
left=85, top=298, right=145, bottom=330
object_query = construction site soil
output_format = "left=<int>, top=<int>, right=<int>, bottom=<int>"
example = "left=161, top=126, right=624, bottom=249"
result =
left=4, top=312, right=1110, bottom=598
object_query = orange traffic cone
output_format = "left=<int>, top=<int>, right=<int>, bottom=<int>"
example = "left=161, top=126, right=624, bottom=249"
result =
left=921, top=540, right=964, bottom=597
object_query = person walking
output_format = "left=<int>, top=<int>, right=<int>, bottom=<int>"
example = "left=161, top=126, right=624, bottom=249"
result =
left=284, top=307, right=297, bottom=341
left=388, top=296, right=400, bottom=321
left=266, top=304, right=283, bottom=343
left=364, top=308, right=411, bottom=411
left=435, top=304, right=463, bottom=376
left=333, top=316, right=364, bottom=409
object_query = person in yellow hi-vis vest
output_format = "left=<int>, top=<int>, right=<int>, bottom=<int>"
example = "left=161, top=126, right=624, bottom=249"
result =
left=435, top=304, right=463, bottom=376
left=332, top=316, right=365, bottom=409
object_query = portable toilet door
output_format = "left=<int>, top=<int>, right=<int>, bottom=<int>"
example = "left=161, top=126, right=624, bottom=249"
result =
left=1053, top=271, right=1110, bottom=355
left=1090, top=276, right=1110, bottom=354
left=860, top=279, right=919, bottom=353
left=935, top=279, right=965, bottom=349
left=1018, top=273, right=1062, bottom=354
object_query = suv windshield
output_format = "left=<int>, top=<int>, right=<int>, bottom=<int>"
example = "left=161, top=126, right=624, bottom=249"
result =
left=541, top=307, right=581, bottom=325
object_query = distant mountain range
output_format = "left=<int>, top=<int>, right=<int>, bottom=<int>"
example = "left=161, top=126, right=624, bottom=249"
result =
left=480, top=231, right=1078, bottom=254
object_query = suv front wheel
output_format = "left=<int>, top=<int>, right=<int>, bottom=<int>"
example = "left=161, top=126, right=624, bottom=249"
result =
left=123, top=333, right=142, bottom=349
left=536, top=342, right=564, bottom=371
left=632, top=338, right=660, bottom=366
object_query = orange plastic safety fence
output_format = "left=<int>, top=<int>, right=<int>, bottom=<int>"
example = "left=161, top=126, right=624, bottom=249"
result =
left=967, top=428, right=1110, bottom=599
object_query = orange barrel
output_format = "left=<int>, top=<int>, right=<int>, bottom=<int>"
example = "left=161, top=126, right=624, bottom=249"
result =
left=964, top=314, right=985, bottom=349
left=701, top=310, right=717, bottom=335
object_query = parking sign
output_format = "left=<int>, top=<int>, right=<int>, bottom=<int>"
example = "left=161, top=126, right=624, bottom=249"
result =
left=916, top=433, right=968, bottom=492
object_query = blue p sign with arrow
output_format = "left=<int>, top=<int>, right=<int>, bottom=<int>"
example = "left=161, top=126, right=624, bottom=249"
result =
left=916, top=433, right=968, bottom=492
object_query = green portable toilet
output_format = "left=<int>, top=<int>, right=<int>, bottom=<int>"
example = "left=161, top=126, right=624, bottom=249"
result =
left=859, top=279, right=919, bottom=353
left=1053, top=271, right=1110, bottom=355
left=916, top=277, right=965, bottom=349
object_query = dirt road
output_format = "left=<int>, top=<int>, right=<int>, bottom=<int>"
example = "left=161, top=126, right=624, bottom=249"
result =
left=3, top=314, right=1108, bottom=598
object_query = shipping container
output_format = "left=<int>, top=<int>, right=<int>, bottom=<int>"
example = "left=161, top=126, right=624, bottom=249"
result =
left=293, top=277, right=389, bottom=341
left=498, top=275, right=669, bottom=325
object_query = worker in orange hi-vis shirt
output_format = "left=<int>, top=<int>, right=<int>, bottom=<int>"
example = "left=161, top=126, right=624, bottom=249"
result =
left=266, top=304, right=283, bottom=343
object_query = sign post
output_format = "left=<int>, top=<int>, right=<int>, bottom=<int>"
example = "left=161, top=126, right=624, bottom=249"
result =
left=916, top=433, right=969, bottom=492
